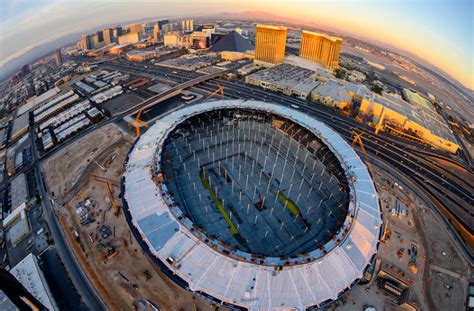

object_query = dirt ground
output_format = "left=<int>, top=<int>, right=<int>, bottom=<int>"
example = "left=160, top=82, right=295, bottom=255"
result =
left=334, top=168, right=470, bottom=311
left=41, top=124, right=470, bottom=310
left=42, top=124, right=215, bottom=311
left=42, top=123, right=127, bottom=199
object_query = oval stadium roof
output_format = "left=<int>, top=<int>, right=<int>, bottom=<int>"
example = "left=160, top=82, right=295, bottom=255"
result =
left=122, top=100, right=382, bottom=310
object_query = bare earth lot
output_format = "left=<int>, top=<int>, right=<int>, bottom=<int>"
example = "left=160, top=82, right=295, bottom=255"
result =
left=41, top=123, right=469, bottom=310
left=42, top=124, right=214, bottom=311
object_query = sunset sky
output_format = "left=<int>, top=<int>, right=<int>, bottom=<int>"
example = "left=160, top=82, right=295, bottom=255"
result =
left=0, top=0, right=472, bottom=89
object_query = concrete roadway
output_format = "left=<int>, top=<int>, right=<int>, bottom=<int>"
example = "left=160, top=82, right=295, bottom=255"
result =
left=108, top=59, right=470, bottom=169
left=124, top=63, right=473, bottom=226
left=36, top=59, right=473, bottom=269
left=195, top=81, right=474, bottom=222
left=28, top=127, right=106, bottom=310
left=100, top=59, right=473, bottom=234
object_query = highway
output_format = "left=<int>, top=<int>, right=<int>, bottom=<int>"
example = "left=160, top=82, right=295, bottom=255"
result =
left=37, top=58, right=472, bottom=262
left=108, top=59, right=471, bottom=168
left=103, top=61, right=474, bottom=234
left=107, top=61, right=473, bottom=195
left=197, top=80, right=474, bottom=220
left=28, top=127, right=106, bottom=310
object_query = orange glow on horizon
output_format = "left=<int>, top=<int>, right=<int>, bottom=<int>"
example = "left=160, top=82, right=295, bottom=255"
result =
left=261, top=4, right=474, bottom=89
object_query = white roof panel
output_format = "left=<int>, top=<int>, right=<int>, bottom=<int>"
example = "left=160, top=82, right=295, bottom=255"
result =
left=123, top=100, right=381, bottom=309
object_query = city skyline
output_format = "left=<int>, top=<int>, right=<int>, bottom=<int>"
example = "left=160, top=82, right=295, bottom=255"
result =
left=0, top=1, right=472, bottom=309
left=0, top=0, right=472, bottom=90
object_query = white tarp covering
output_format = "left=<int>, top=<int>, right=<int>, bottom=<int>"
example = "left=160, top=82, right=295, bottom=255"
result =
left=123, top=100, right=381, bottom=310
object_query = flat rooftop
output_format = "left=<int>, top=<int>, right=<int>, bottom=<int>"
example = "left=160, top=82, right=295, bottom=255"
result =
left=312, top=80, right=352, bottom=102
left=256, top=24, right=287, bottom=31
left=10, top=173, right=28, bottom=210
left=247, top=63, right=321, bottom=95
left=302, top=30, right=342, bottom=42
left=11, top=113, right=29, bottom=138
left=373, top=91, right=456, bottom=142
left=18, top=87, right=61, bottom=116
left=10, top=253, right=56, bottom=310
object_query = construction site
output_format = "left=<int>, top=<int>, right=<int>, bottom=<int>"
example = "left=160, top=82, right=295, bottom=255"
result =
left=160, top=108, right=350, bottom=257
left=36, top=98, right=470, bottom=311
left=42, top=124, right=214, bottom=310
left=123, top=100, right=382, bottom=309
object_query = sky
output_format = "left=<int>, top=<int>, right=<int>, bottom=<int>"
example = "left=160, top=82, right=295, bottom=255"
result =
left=0, top=0, right=472, bottom=89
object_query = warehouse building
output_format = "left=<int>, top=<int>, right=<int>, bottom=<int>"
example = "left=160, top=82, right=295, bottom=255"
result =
left=10, top=253, right=57, bottom=310
left=10, top=113, right=29, bottom=141
left=360, top=91, right=459, bottom=153
left=245, top=63, right=320, bottom=99
left=311, top=79, right=353, bottom=109
left=91, top=86, right=123, bottom=103
left=3, top=203, right=30, bottom=246
left=17, top=87, right=61, bottom=116
left=10, top=173, right=29, bottom=210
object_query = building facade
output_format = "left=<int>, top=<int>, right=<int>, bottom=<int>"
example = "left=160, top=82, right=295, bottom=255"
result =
left=191, top=31, right=209, bottom=49
left=163, top=33, right=191, bottom=47
left=130, top=23, right=143, bottom=34
left=102, top=28, right=113, bottom=45
left=52, top=50, right=62, bottom=66
left=153, top=23, right=160, bottom=43
left=181, top=19, right=194, bottom=32
left=255, top=25, right=287, bottom=66
left=300, top=30, right=342, bottom=70
left=118, top=32, right=140, bottom=45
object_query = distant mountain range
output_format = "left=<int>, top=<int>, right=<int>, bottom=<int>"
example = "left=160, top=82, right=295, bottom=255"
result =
left=0, top=33, right=80, bottom=80
left=205, top=11, right=473, bottom=96
left=1, top=10, right=472, bottom=96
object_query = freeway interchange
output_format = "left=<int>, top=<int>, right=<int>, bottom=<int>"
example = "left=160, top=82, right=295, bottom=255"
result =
left=98, top=59, right=473, bottom=256
left=35, top=58, right=473, bottom=306
left=27, top=56, right=472, bottom=309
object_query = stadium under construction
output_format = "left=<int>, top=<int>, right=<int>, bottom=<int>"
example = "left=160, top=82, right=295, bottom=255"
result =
left=122, top=100, right=382, bottom=309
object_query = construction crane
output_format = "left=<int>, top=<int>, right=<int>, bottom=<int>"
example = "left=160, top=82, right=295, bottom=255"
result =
left=352, top=131, right=374, bottom=175
left=93, top=176, right=120, bottom=217
left=374, top=107, right=386, bottom=134
left=380, top=218, right=392, bottom=242
left=207, top=83, right=224, bottom=99
left=92, top=174, right=120, bottom=187
left=128, top=109, right=149, bottom=138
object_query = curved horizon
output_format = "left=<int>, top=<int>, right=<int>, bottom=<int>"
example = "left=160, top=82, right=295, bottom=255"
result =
left=0, top=0, right=472, bottom=90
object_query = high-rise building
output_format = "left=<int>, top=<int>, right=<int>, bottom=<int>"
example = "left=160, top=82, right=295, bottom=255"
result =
left=157, top=19, right=169, bottom=30
left=52, top=49, right=62, bottom=66
left=91, top=33, right=101, bottom=48
left=164, top=33, right=191, bottom=47
left=118, top=32, right=140, bottom=45
left=97, top=31, right=104, bottom=43
left=102, top=28, right=113, bottom=45
left=116, top=26, right=123, bottom=36
left=191, top=32, right=209, bottom=49
left=153, top=23, right=160, bottom=43
left=79, top=35, right=94, bottom=50
left=254, top=24, right=287, bottom=66
left=130, top=23, right=143, bottom=34
left=181, top=19, right=194, bottom=32
left=299, top=30, right=342, bottom=70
